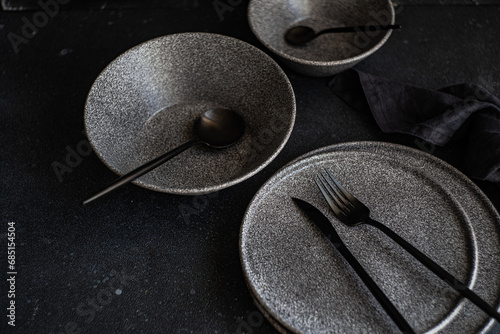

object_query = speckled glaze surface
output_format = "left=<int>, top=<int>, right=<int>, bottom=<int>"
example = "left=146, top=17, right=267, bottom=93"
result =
left=84, top=33, right=296, bottom=195
left=248, top=0, right=395, bottom=77
left=240, top=141, right=500, bottom=333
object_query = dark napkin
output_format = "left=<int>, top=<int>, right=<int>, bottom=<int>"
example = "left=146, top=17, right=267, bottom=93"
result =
left=329, top=69, right=500, bottom=183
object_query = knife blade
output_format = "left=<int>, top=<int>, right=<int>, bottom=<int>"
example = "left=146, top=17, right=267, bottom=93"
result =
left=291, top=197, right=415, bottom=334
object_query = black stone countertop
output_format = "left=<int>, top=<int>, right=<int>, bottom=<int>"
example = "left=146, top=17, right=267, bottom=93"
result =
left=1, top=1, right=499, bottom=333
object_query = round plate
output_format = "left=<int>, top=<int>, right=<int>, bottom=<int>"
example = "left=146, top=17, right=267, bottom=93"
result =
left=84, top=33, right=295, bottom=195
left=240, top=142, right=500, bottom=333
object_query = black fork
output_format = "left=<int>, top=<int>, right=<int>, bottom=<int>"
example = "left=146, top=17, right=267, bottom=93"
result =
left=315, top=168, right=500, bottom=323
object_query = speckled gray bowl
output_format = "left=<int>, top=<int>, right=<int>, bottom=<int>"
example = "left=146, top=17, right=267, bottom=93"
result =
left=248, top=0, right=395, bottom=77
left=84, top=33, right=295, bottom=195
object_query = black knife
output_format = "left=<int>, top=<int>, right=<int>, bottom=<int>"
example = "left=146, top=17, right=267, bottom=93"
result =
left=292, top=197, right=415, bottom=334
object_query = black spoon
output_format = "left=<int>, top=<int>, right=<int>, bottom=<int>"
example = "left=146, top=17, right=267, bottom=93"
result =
left=285, top=24, right=402, bottom=46
left=83, top=108, right=245, bottom=205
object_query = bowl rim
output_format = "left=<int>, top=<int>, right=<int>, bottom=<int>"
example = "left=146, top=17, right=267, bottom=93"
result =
left=84, top=32, right=296, bottom=195
left=247, top=0, right=395, bottom=67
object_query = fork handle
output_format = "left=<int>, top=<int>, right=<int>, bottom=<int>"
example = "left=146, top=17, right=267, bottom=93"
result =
left=368, top=218, right=500, bottom=322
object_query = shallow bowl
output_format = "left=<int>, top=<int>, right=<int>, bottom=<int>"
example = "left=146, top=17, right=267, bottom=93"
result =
left=84, top=33, right=296, bottom=195
left=248, top=0, right=395, bottom=77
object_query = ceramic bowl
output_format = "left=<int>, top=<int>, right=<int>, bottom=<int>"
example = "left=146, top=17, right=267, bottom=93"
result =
left=84, top=33, right=295, bottom=195
left=248, top=0, right=395, bottom=77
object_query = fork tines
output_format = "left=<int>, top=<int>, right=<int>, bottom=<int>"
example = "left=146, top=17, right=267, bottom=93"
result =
left=315, top=168, right=367, bottom=224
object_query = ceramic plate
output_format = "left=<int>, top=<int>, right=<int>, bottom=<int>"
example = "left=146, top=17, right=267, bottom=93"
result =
left=84, top=33, right=295, bottom=195
left=240, top=141, right=500, bottom=333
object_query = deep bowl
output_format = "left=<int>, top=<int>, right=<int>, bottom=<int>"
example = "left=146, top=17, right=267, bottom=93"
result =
left=248, top=0, right=395, bottom=77
left=84, top=33, right=296, bottom=195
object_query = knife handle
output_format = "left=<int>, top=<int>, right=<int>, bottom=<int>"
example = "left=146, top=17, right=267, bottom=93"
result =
left=368, top=218, right=500, bottom=322
left=328, top=235, right=415, bottom=334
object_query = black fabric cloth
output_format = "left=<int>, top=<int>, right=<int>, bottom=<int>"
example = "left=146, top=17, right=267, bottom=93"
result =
left=329, top=69, right=500, bottom=183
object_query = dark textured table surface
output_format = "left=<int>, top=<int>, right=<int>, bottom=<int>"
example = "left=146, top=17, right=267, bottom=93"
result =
left=1, top=1, right=500, bottom=333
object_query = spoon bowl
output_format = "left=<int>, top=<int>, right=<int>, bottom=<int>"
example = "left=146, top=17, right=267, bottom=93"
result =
left=194, top=108, right=246, bottom=148
left=284, top=26, right=316, bottom=46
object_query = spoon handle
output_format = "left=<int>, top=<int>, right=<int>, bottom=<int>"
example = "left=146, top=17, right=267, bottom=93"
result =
left=320, top=24, right=402, bottom=36
left=83, top=139, right=201, bottom=205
